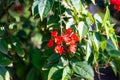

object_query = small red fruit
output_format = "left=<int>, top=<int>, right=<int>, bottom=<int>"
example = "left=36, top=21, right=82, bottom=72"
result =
left=47, top=39, right=54, bottom=47
left=55, top=36, right=63, bottom=44
left=51, top=31, right=58, bottom=38
left=54, top=45, right=64, bottom=54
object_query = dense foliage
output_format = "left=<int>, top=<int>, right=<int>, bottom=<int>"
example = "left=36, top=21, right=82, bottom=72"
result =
left=0, top=0, right=120, bottom=80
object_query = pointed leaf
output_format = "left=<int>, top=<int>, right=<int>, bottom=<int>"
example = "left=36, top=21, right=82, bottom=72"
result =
left=48, top=65, right=63, bottom=80
left=72, top=62, right=94, bottom=80
left=38, top=0, right=54, bottom=20
left=62, top=66, right=72, bottom=80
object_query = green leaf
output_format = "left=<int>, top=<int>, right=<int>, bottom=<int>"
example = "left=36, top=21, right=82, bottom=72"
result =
left=26, top=68, right=37, bottom=80
left=108, top=50, right=120, bottom=60
left=32, top=0, right=39, bottom=15
left=86, top=39, right=92, bottom=61
left=106, top=39, right=117, bottom=51
left=110, top=61, right=117, bottom=76
left=48, top=65, right=63, bottom=80
left=0, top=53, right=11, bottom=66
left=102, top=6, right=110, bottom=38
left=62, top=66, right=72, bottom=80
left=70, top=0, right=81, bottom=13
left=31, top=49, right=42, bottom=71
left=38, top=0, right=54, bottom=20
left=15, top=41, right=25, bottom=57
left=92, top=33, right=99, bottom=52
left=58, top=57, right=69, bottom=67
left=72, top=61, right=94, bottom=80
left=0, top=66, right=10, bottom=80
left=0, top=38, right=8, bottom=54
left=0, top=75, right=4, bottom=80
left=87, top=11, right=94, bottom=24
left=91, top=0, right=95, bottom=4
left=94, top=14, right=102, bottom=31
left=78, top=22, right=89, bottom=39
left=43, top=53, right=60, bottom=69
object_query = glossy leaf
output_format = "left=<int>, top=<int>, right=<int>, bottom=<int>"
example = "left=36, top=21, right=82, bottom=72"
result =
left=109, top=50, right=120, bottom=60
left=78, top=22, right=89, bottom=39
left=38, top=0, right=54, bottom=20
left=86, top=39, right=92, bottom=61
left=48, top=65, right=63, bottom=80
left=62, top=66, right=72, bottom=80
left=72, top=61, right=94, bottom=80
left=70, top=0, right=81, bottom=13
left=102, top=6, right=110, bottom=38
left=110, top=61, right=117, bottom=76
left=32, top=0, right=39, bottom=15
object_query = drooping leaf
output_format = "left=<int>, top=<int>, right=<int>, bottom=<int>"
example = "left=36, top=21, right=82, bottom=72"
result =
left=106, top=39, right=117, bottom=52
left=48, top=65, right=63, bottom=80
left=32, top=0, right=39, bottom=15
left=86, top=39, right=92, bottom=61
left=62, top=66, right=72, bottom=80
left=94, top=13, right=102, bottom=31
left=102, top=6, right=110, bottom=38
left=70, top=0, right=81, bottom=13
left=108, top=50, right=120, bottom=60
left=110, top=61, right=117, bottom=76
left=38, top=0, right=54, bottom=20
left=72, top=61, right=94, bottom=80
left=78, top=22, right=89, bottom=39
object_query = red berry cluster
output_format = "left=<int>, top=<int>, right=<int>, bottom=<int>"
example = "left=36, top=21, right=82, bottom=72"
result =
left=110, top=0, right=120, bottom=11
left=47, top=28, right=79, bottom=55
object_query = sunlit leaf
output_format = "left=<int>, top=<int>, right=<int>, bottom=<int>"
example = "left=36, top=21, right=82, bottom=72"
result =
left=71, top=61, right=94, bottom=80
left=38, top=0, right=54, bottom=20
left=62, top=66, right=72, bottom=80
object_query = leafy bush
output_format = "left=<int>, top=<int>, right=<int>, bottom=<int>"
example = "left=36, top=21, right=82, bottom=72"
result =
left=0, top=0, right=120, bottom=80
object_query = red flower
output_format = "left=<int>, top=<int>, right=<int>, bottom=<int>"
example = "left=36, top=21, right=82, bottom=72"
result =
left=55, top=36, right=63, bottom=44
left=114, top=5, right=120, bottom=11
left=55, top=45, right=64, bottom=54
left=71, top=33, right=79, bottom=42
left=47, top=39, right=54, bottom=47
left=51, top=31, right=58, bottom=38
left=66, top=28, right=72, bottom=36
left=110, top=0, right=120, bottom=11
left=69, top=44, right=76, bottom=53
left=63, top=35, right=71, bottom=43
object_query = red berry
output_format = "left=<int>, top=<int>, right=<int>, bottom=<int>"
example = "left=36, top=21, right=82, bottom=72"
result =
left=63, top=35, right=71, bottom=43
left=54, top=45, right=64, bottom=54
left=55, top=36, right=63, bottom=44
left=69, top=44, right=76, bottom=53
left=66, top=28, right=72, bottom=35
left=71, top=33, right=79, bottom=42
left=47, top=39, right=54, bottom=47
left=51, top=31, right=58, bottom=38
